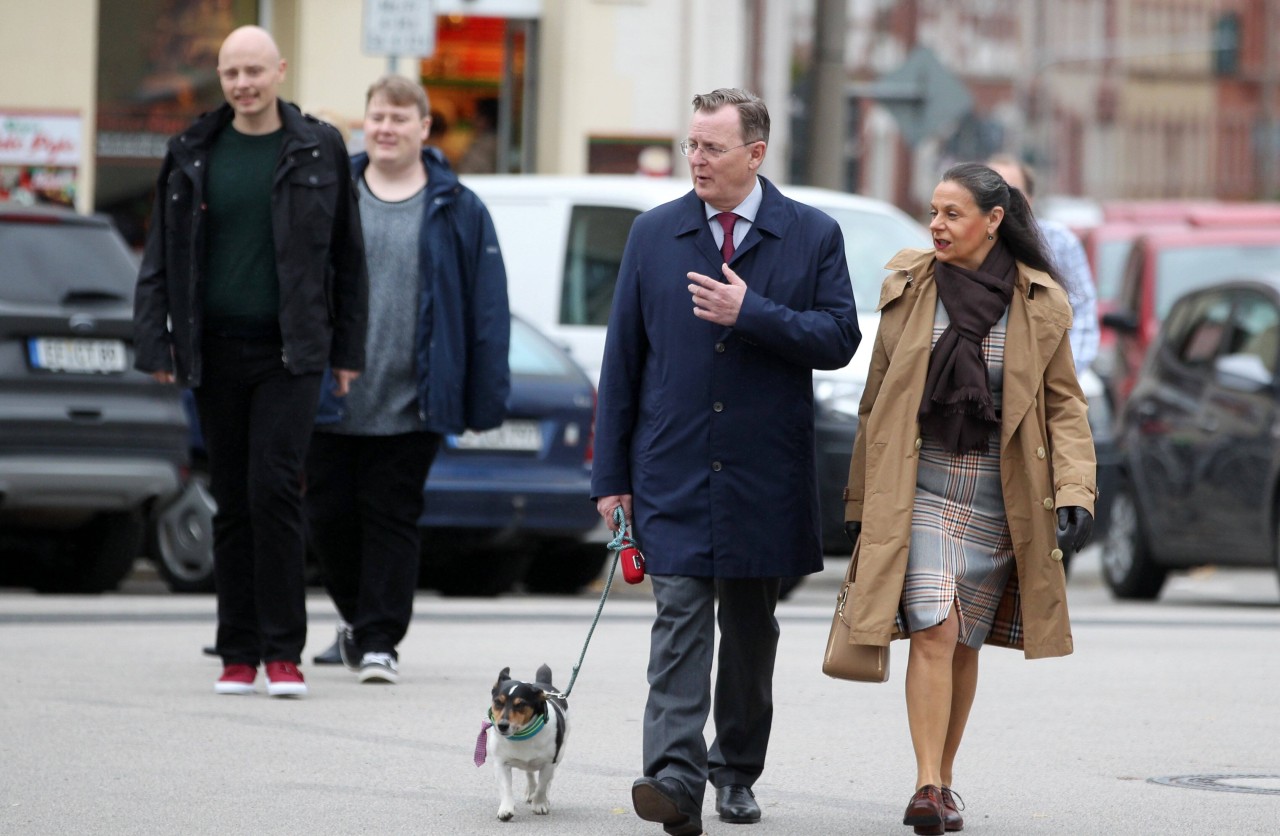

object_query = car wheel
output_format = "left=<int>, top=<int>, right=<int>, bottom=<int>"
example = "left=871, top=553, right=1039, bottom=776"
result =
left=151, top=477, right=217, bottom=593
left=34, top=511, right=145, bottom=594
left=1100, top=480, right=1166, bottom=600
left=523, top=539, right=610, bottom=595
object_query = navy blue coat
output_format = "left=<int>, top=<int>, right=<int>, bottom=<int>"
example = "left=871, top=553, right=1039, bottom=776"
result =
left=318, top=148, right=510, bottom=434
left=591, top=177, right=860, bottom=577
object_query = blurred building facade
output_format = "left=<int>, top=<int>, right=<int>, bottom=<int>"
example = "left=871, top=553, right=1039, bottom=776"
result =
left=0, top=0, right=1275, bottom=230
left=790, top=0, right=1279, bottom=214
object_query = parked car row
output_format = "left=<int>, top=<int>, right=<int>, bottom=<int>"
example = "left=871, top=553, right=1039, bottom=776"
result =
left=6, top=181, right=1138, bottom=597
left=1076, top=198, right=1280, bottom=601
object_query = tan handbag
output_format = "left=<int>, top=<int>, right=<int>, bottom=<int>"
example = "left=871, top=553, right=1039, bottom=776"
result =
left=822, top=539, right=890, bottom=682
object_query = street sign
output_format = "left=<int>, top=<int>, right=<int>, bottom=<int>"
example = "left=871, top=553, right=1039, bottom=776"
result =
left=363, top=0, right=437, bottom=58
left=850, top=46, right=974, bottom=147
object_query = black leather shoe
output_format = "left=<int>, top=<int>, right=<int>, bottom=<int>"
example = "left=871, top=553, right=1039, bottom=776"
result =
left=715, top=784, right=761, bottom=824
left=311, top=639, right=342, bottom=665
left=632, top=777, right=703, bottom=836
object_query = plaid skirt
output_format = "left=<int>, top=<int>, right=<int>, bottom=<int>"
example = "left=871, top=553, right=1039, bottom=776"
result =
left=897, top=304, right=1013, bottom=648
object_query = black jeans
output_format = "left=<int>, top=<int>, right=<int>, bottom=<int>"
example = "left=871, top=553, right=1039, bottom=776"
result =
left=305, top=431, right=440, bottom=658
left=193, top=334, right=322, bottom=666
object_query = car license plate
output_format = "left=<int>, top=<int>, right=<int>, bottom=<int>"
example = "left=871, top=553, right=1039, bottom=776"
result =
left=451, top=420, right=542, bottom=452
left=29, top=338, right=128, bottom=374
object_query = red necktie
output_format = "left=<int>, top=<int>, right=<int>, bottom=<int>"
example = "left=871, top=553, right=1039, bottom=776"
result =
left=715, top=212, right=739, bottom=263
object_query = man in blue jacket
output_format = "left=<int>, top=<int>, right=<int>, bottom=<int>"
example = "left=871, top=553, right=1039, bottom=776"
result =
left=592, top=88, right=860, bottom=834
left=134, top=26, right=367, bottom=698
left=306, top=75, right=510, bottom=685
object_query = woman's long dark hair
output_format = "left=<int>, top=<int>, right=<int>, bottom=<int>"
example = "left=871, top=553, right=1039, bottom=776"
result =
left=940, top=162, right=1065, bottom=288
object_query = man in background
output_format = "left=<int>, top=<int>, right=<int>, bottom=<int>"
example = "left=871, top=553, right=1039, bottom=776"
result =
left=987, top=154, right=1099, bottom=374
left=306, top=75, right=510, bottom=684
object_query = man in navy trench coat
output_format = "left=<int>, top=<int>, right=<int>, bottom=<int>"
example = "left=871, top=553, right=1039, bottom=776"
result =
left=591, top=88, right=860, bottom=835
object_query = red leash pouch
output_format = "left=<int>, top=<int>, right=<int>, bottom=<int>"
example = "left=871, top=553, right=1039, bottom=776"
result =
left=620, top=544, right=646, bottom=584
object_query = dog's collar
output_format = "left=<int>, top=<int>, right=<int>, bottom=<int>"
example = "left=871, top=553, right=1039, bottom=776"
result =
left=486, top=707, right=547, bottom=741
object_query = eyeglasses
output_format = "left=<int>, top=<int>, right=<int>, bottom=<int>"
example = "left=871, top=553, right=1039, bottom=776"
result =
left=678, top=139, right=759, bottom=159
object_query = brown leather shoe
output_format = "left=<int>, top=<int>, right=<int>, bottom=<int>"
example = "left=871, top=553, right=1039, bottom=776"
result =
left=903, top=785, right=944, bottom=835
left=940, top=786, right=964, bottom=832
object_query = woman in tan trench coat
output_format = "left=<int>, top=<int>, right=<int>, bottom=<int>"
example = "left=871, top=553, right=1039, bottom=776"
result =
left=843, top=163, right=1096, bottom=835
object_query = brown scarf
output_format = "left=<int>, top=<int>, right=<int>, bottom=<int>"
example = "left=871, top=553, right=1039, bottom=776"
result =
left=918, top=241, right=1017, bottom=455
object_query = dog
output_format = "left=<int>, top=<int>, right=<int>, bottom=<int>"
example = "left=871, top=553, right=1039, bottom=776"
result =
left=479, top=665, right=569, bottom=821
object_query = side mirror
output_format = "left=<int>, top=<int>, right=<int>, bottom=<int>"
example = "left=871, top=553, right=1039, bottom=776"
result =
left=1213, top=353, right=1273, bottom=393
left=1101, top=310, right=1139, bottom=335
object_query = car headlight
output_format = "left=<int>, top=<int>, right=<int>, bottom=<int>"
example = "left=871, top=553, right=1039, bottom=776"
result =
left=813, top=379, right=864, bottom=422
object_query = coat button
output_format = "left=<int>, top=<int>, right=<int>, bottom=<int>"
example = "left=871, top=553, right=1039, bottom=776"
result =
left=1037, top=446, right=1046, bottom=459
left=713, top=402, right=723, bottom=413
left=193, top=160, right=201, bottom=167
left=309, top=175, right=318, bottom=184
left=1050, top=548, right=1064, bottom=561
left=715, top=342, right=725, bottom=353
left=711, top=461, right=722, bottom=472
left=1043, top=498, right=1054, bottom=510
left=312, top=149, right=319, bottom=157
left=914, top=437, right=922, bottom=450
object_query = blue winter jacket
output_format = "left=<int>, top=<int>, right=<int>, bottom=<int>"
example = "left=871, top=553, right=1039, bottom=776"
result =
left=316, top=147, right=510, bottom=434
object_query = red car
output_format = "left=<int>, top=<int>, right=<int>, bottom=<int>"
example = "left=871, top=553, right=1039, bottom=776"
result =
left=1102, top=226, right=1280, bottom=408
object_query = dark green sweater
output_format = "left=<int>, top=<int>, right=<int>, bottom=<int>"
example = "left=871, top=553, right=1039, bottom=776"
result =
left=203, top=126, right=283, bottom=336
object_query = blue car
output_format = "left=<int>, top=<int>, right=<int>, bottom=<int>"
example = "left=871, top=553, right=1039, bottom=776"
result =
left=153, top=314, right=601, bottom=595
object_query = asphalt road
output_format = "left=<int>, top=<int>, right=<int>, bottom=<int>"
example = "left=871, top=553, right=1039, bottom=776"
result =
left=3, top=548, right=1279, bottom=835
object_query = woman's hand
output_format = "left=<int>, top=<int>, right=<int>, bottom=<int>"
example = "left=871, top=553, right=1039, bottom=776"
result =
left=1056, top=506, right=1093, bottom=551
left=844, top=520, right=862, bottom=546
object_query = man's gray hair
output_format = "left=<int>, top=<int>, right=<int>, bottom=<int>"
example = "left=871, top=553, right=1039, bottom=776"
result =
left=691, top=88, right=770, bottom=144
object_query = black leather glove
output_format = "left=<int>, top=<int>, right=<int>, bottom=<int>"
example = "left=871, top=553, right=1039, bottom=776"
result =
left=1056, top=506, right=1093, bottom=552
left=844, top=520, right=862, bottom=547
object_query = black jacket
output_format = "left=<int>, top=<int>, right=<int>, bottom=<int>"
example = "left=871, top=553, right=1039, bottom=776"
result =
left=133, top=100, right=367, bottom=385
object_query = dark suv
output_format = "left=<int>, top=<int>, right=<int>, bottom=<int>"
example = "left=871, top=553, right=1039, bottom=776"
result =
left=0, top=204, right=193, bottom=592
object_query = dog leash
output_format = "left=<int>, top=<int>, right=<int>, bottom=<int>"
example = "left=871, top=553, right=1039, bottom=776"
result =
left=554, top=506, right=635, bottom=699
left=475, top=508, right=635, bottom=766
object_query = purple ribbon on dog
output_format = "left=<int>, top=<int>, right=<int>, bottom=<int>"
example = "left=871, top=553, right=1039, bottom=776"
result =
left=474, top=719, right=492, bottom=767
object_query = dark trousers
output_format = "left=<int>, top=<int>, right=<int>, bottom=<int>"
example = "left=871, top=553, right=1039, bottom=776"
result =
left=643, top=575, right=782, bottom=807
left=193, top=334, right=322, bottom=666
left=305, top=431, right=440, bottom=658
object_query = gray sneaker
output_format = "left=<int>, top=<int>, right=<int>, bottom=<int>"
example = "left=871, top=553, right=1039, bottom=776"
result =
left=358, top=652, right=399, bottom=684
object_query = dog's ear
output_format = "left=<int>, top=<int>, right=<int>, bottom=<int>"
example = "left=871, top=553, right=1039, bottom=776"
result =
left=493, top=667, right=511, bottom=696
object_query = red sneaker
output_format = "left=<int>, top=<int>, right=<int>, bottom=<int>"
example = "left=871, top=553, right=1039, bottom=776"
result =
left=214, top=664, right=257, bottom=695
left=264, top=661, right=308, bottom=698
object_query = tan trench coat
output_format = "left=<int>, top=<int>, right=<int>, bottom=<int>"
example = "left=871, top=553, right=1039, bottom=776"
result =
left=843, top=248, right=1097, bottom=659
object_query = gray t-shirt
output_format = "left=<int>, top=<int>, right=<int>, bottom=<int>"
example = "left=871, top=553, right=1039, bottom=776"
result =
left=321, top=178, right=425, bottom=435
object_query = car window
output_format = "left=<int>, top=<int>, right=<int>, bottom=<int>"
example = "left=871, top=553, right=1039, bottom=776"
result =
left=1171, top=294, right=1231, bottom=368
left=561, top=205, right=640, bottom=327
left=557, top=202, right=928, bottom=324
left=0, top=220, right=138, bottom=305
left=510, top=317, right=582, bottom=380
left=1154, top=243, right=1280, bottom=321
left=1223, top=292, right=1280, bottom=376
left=819, top=207, right=931, bottom=312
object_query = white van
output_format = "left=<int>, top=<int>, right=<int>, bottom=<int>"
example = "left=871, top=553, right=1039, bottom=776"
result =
left=461, top=174, right=930, bottom=552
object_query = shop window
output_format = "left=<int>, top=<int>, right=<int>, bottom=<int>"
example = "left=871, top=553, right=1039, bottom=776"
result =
left=421, top=15, right=531, bottom=173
